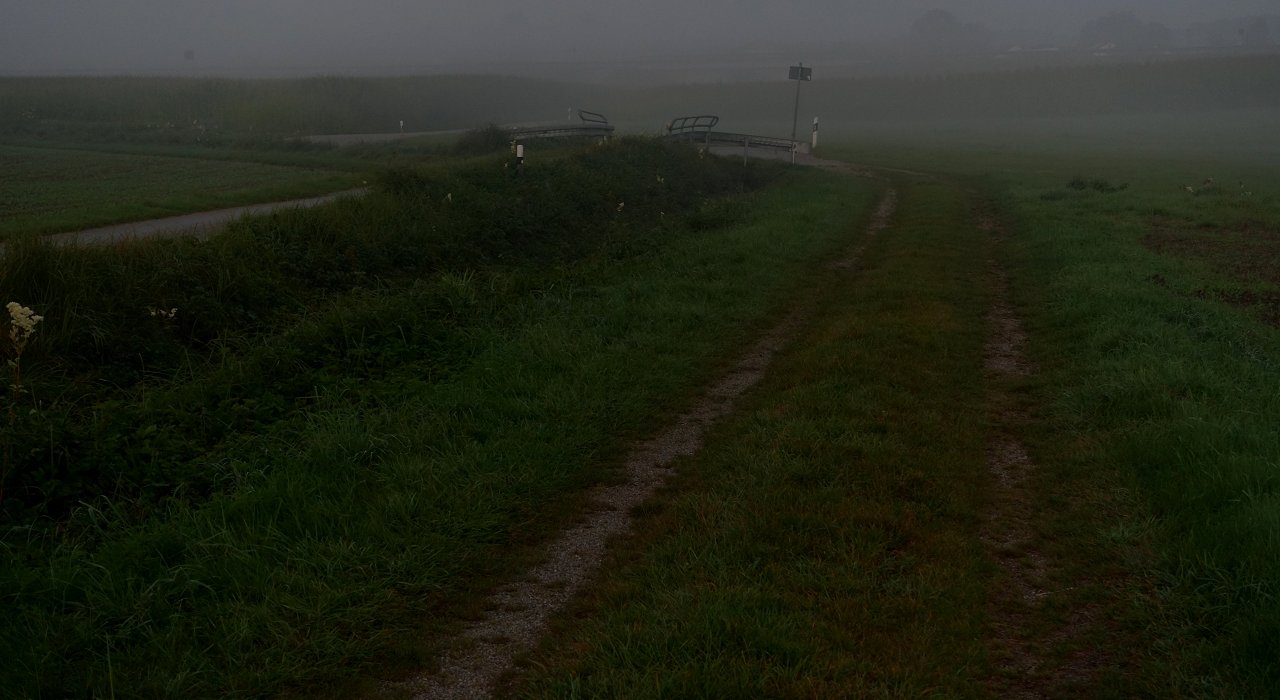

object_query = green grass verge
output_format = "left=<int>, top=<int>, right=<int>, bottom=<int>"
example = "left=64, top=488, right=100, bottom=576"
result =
left=1, top=149, right=877, bottom=697
left=0, top=144, right=361, bottom=239
left=992, top=160, right=1280, bottom=696
left=513, top=179, right=996, bottom=697
left=827, top=137, right=1280, bottom=694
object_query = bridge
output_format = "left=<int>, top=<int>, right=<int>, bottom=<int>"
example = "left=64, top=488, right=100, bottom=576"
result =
left=661, top=115, right=809, bottom=162
left=507, top=109, right=616, bottom=141
left=303, top=110, right=616, bottom=146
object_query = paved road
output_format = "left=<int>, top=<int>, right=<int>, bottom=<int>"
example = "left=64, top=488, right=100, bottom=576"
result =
left=37, top=189, right=369, bottom=248
left=301, top=131, right=465, bottom=146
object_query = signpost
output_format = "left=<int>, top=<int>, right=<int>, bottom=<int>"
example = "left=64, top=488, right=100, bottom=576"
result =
left=788, top=63, right=812, bottom=141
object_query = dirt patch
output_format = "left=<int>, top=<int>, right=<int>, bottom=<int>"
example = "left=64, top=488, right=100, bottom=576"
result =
left=829, top=188, right=896, bottom=271
left=1142, top=225, right=1280, bottom=285
left=983, top=268, right=1032, bottom=376
left=1192, top=288, right=1280, bottom=327
left=1142, top=225, right=1280, bottom=327
left=979, top=209, right=1107, bottom=698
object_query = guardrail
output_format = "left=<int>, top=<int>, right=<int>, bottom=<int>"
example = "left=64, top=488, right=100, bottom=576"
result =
left=661, top=114, right=806, bottom=157
left=508, top=109, right=616, bottom=141
left=664, top=130, right=806, bottom=155
left=666, top=115, right=720, bottom=135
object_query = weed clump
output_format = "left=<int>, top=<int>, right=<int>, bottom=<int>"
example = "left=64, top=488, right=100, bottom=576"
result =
left=1067, top=175, right=1128, bottom=193
left=451, top=124, right=513, bottom=156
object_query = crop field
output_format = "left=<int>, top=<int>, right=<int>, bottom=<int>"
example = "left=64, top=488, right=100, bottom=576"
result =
left=3, top=58, right=1280, bottom=698
left=0, top=144, right=360, bottom=239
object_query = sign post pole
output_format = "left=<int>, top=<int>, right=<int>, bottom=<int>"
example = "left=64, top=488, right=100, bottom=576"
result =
left=788, top=63, right=812, bottom=141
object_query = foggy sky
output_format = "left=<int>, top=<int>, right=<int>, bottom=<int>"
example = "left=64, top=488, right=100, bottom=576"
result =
left=1, top=1, right=1276, bottom=75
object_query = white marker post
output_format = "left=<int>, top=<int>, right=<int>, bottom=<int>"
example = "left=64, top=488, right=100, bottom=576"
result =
left=812, top=117, right=819, bottom=151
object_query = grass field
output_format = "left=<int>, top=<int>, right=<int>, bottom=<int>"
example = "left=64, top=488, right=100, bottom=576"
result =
left=501, top=135, right=1280, bottom=697
left=514, top=176, right=998, bottom=697
left=0, top=141, right=878, bottom=697
left=4, top=60, right=1280, bottom=698
left=0, top=144, right=360, bottom=238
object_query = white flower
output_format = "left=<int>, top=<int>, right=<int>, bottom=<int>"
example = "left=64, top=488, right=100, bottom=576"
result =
left=6, top=302, right=42, bottom=355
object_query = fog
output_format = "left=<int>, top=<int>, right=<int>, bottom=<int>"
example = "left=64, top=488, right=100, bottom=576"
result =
left=1, top=1, right=1276, bottom=77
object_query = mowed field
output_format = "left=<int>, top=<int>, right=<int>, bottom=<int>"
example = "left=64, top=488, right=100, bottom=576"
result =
left=0, top=144, right=359, bottom=239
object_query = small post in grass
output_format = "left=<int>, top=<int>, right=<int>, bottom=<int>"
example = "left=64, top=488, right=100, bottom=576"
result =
left=510, top=140, right=525, bottom=175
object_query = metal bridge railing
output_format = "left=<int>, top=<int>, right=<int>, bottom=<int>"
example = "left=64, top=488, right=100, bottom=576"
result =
left=508, top=109, right=616, bottom=141
left=665, top=115, right=720, bottom=135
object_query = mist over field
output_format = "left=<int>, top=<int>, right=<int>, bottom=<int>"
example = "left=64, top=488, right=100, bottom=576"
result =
left=7, top=2, right=1280, bottom=699
left=1, top=0, right=1277, bottom=77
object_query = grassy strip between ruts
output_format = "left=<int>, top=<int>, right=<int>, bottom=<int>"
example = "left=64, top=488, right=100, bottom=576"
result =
left=1, top=157, right=877, bottom=697
left=511, top=178, right=998, bottom=697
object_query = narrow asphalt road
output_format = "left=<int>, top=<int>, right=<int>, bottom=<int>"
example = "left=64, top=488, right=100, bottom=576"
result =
left=33, top=188, right=369, bottom=248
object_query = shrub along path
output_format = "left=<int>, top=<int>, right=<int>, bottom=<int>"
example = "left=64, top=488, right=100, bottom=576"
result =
left=1, top=142, right=887, bottom=698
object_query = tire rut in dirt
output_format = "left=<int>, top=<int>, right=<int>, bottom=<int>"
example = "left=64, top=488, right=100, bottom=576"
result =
left=978, top=208, right=1108, bottom=698
left=393, top=183, right=896, bottom=700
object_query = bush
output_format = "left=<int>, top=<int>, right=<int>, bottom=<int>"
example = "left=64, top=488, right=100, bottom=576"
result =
left=0, top=139, right=780, bottom=521
left=451, top=124, right=513, bottom=156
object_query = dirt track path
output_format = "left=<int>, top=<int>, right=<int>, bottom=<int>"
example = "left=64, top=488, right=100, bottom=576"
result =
left=978, top=205, right=1110, bottom=697
left=400, top=312, right=811, bottom=700
left=377, top=163, right=1136, bottom=697
left=394, top=171, right=895, bottom=700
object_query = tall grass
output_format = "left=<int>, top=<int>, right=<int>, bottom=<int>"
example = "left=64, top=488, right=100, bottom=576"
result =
left=0, top=139, right=762, bottom=521
left=0, top=140, right=870, bottom=697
